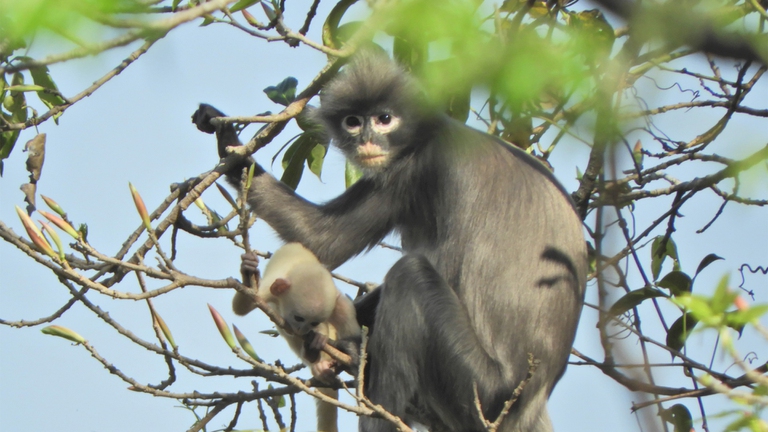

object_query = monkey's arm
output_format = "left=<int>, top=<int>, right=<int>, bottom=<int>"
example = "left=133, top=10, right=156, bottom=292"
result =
left=191, top=103, right=262, bottom=187
left=193, top=104, right=395, bottom=269
left=232, top=252, right=260, bottom=316
left=328, top=294, right=360, bottom=339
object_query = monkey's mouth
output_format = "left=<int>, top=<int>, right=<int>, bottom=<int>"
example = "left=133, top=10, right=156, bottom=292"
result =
left=357, top=143, right=389, bottom=167
left=358, top=154, right=388, bottom=166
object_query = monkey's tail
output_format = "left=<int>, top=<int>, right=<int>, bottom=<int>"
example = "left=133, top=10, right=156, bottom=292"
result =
left=316, top=387, right=339, bottom=432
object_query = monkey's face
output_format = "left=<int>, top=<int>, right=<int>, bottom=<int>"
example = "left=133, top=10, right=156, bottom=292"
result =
left=284, top=310, right=323, bottom=336
left=278, top=266, right=337, bottom=335
left=337, top=113, right=402, bottom=169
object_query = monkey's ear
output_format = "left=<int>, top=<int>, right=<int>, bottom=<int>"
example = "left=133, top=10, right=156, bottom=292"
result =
left=270, top=278, right=291, bottom=296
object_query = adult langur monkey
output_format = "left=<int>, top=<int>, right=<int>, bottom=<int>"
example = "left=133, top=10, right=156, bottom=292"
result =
left=192, top=51, right=587, bottom=432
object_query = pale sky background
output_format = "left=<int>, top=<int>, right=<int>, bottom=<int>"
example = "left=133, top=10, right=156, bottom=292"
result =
left=1, top=2, right=766, bottom=431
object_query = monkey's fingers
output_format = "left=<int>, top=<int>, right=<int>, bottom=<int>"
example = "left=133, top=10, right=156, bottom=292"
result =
left=310, top=360, right=337, bottom=383
left=327, top=338, right=359, bottom=371
left=308, top=332, right=329, bottom=351
left=240, top=252, right=260, bottom=274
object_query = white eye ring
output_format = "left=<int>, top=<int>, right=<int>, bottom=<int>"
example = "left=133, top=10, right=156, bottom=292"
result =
left=371, top=114, right=400, bottom=134
left=342, top=115, right=364, bottom=134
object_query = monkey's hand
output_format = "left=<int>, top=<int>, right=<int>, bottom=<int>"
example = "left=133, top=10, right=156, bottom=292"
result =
left=192, top=103, right=267, bottom=185
left=353, top=287, right=381, bottom=329
left=307, top=330, right=329, bottom=351
left=191, top=103, right=227, bottom=135
left=240, top=252, right=260, bottom=280
left=191, top=103, right=244, bottom=160
left=329, top=336, right=362, bottom=374
left=302, top=331, right=323, bottom=364
left=310, top=359, right=336, bottom=383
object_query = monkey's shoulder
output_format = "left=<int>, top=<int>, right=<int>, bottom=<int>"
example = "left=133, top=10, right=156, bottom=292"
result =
left=442, top=118, right=578, bottom=209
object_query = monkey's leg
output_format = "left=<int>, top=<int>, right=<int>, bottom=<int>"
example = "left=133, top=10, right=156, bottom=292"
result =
left=360, top=254, right=517, bottom=432
left=316, top=387, right=339, bottom=432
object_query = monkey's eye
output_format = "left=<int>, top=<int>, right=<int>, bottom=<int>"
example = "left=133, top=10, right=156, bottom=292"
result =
left=377, top=114, right=391, bottom=125
left=371, top=114, right=400, bottom=134
left=294, top=315, right=305, bottom=323
left=311, top=322, right=320, bottom=327
left=343, top=115, right=363, bottom=131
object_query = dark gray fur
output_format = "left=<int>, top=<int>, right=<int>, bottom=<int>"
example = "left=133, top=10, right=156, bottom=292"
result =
left=192, top=52, right=587, bottom=432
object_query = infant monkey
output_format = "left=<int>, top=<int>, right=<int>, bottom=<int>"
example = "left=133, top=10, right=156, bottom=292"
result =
left=233, top=243, right=360, bottom=432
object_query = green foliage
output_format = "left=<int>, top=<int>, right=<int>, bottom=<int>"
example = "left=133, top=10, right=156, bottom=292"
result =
left=666, top=312, right=699, bottom=353
left=345, top=160, right=363, bottom=189
left=26, top=61, right=67, bottom=123
left=660, top=404, right=694, bottom=432
left=230, top=0, right=260, bottom=13
left=263, top=77, right=298, bottom=106
left=280, top=133, right=325, bottom=190
left=1, top=0, right=150, bottom=40
left=657, top=271, right=692, bottom=297
left=608, top=286, right=667, bottom=319
left=694, top=253, right=724, bottom=279
left=651, top=236, right=680, bottom=281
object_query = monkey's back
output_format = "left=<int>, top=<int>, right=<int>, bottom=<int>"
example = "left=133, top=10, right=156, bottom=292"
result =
left=410, top=119, right=587, bottom=430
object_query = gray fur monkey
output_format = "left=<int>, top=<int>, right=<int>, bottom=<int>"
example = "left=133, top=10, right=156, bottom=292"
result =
left=193, top=51, right=587, bottom=432
left=234, top=243, right=359, bottom=432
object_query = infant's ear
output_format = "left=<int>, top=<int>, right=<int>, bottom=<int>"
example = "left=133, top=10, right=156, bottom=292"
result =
left=270, top=278, right=291, bottom=296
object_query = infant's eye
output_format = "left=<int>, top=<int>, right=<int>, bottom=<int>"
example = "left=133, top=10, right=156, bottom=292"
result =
left=377, top=114, right=391, bottom=125
left=311, top=322, right=320, bottom=327
left=294, top=315, right=305, bottom=322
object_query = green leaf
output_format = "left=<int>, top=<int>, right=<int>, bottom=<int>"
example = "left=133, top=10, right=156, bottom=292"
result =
left=657, top=271, right=692, bottom=296
left=280, top=133, right=318, bottom=190
left=5, top=73, right=28, bottom=123
left=725, top=305, right=768, bottom=336
left=307, top=142, right=327, bottom=180
left=394, top=34, right=427, bottom=73
left=674, top=294, right=717, bottom=325
left=154, top=312, right=177, bottom=349
left=233, top=325, right=263, bottom=361
left=651, top=236, right=679, bottom=280
left=261, top=1, right=276, bottom=21
left=208, top=304, right=236, bottom=349
left=41, top=325, right=86, bottom=344
left=499, top=0, right=526, bottom=13
left=259, top=329, right=280, bottom=337
left=267, top=384, right=286, bottom=407
left=711, top=275, right=736, bottom=315
left=321, top=0, right=357, bottom=49
left=694, top=253, right=724, bottom=278
left=424, top=59, right=471, bottom=122
left=334, top=21, right=364, bottom=47
left=263, top=77, right=298, bottom=106
left=1, top=130, right=20, bottom=171
left=666, top=312, right=698, bottom=352
left=7, top=84, right=46, bottom=92
left=569, top=9, right=615, bottom=64
left=345, top=160, right=363, bottom=188
left=660, top=404, right=693, bottom=432
left=28, top=64, right=67, bottom=113
left=608, top=287, right=667, bottom=318
left=230, top=0, right=259, bottom=12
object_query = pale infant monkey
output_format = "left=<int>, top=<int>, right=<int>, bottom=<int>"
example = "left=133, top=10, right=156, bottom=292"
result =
left=233, top=242, right=360, bottom=432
